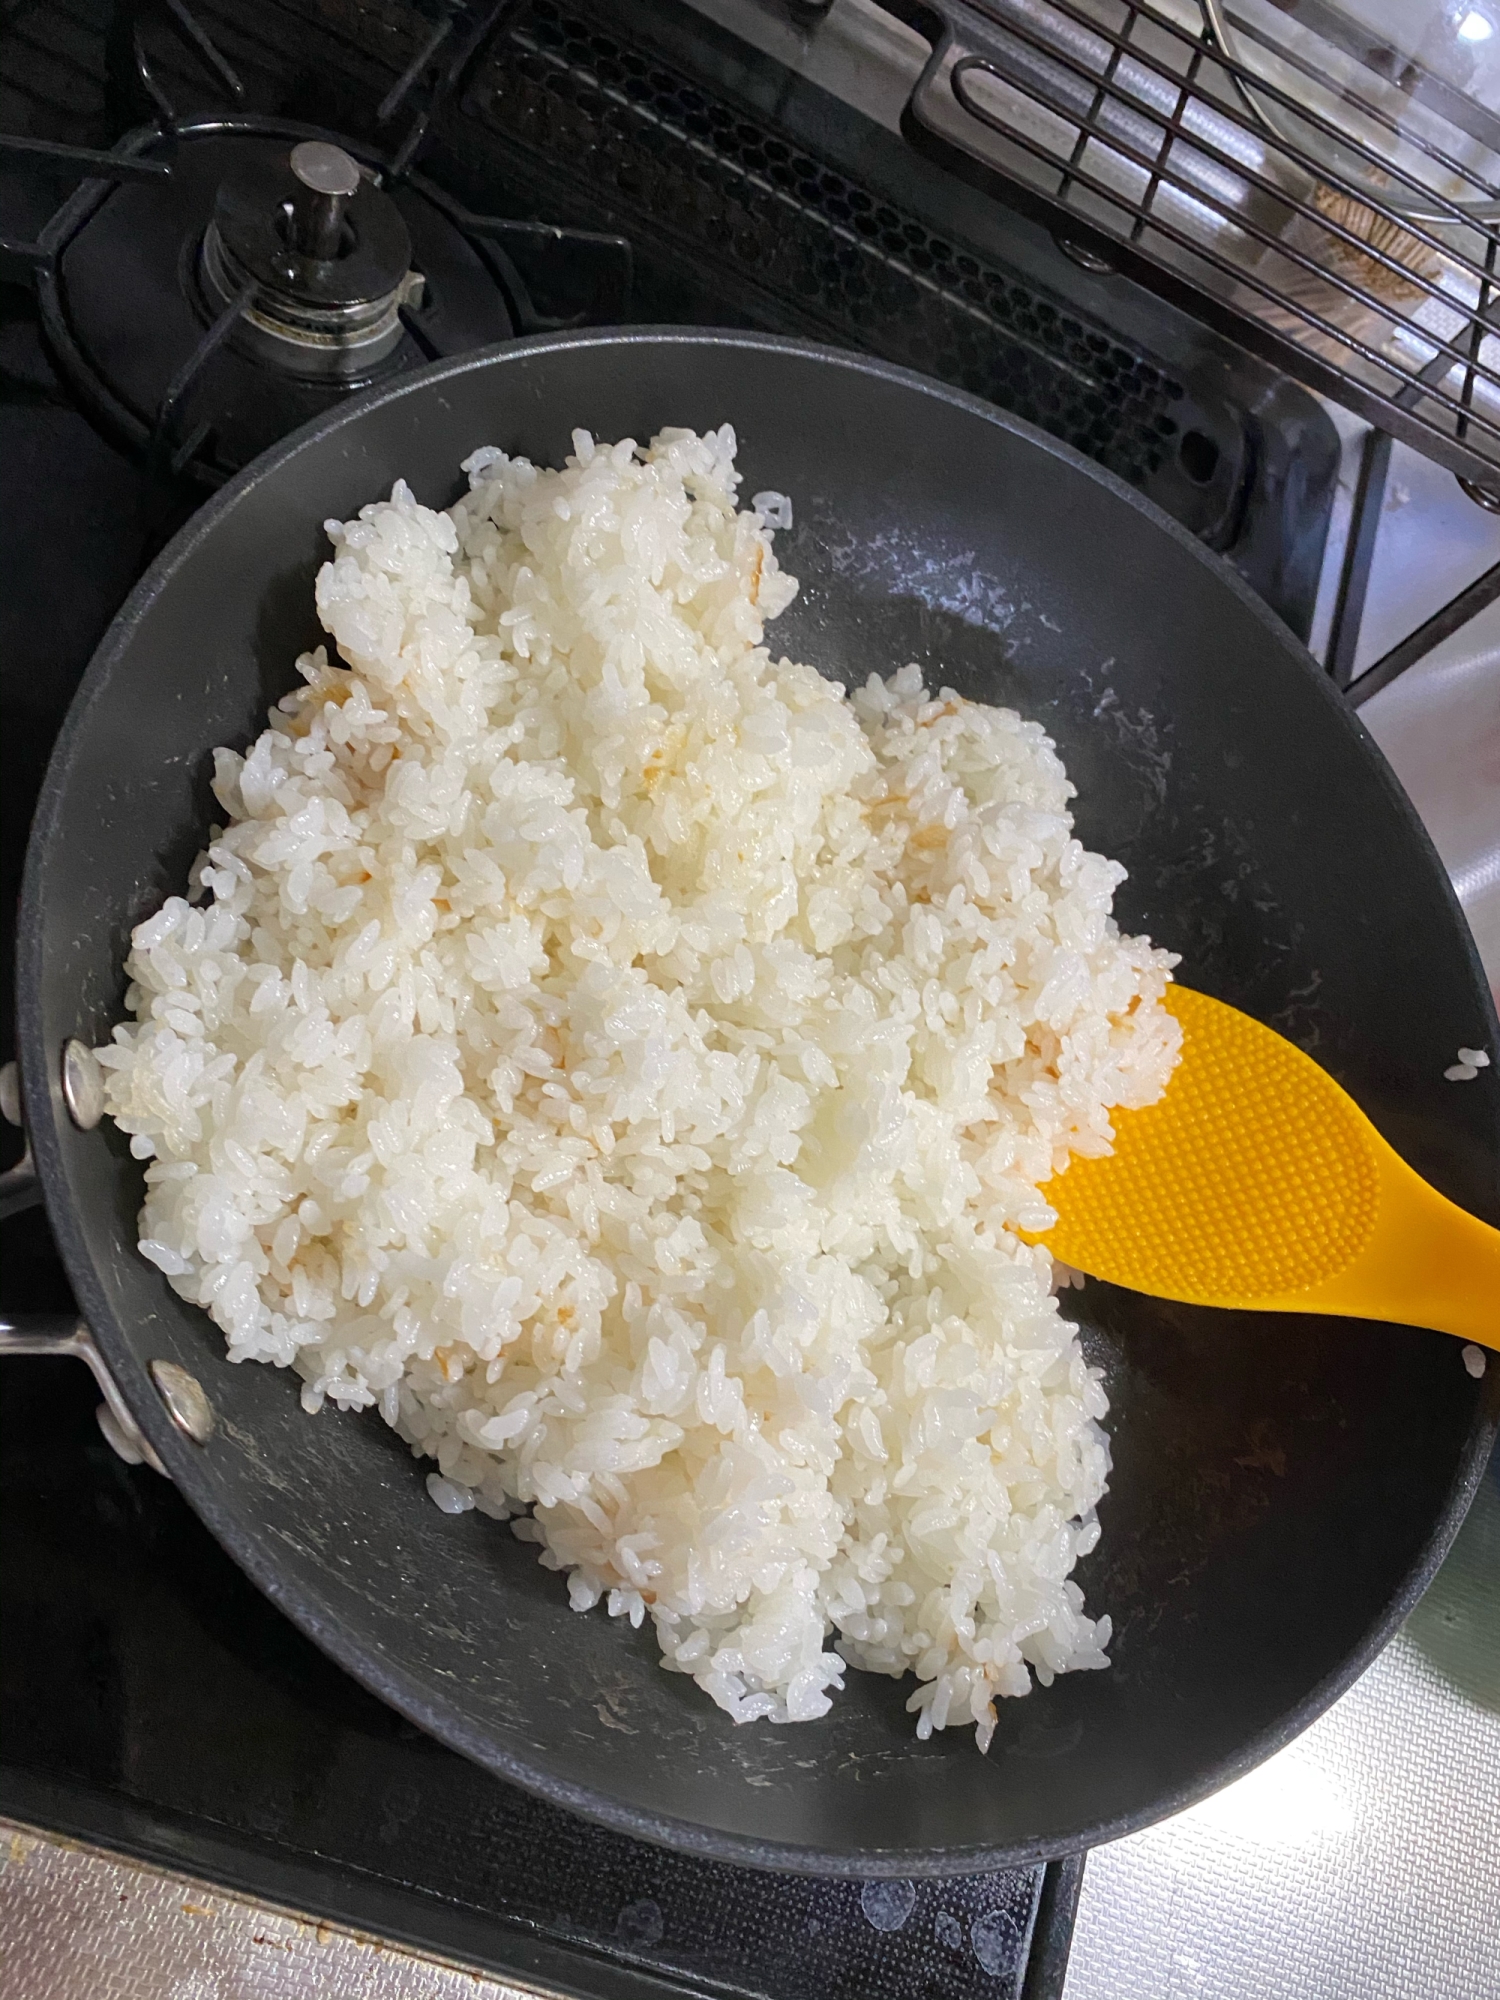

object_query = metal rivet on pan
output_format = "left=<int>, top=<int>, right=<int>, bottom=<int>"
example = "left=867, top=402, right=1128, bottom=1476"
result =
left=61, top=1039, right=105, bottom=1131
left=0, top=1061, right=20, bottom=1128
left=149, top=1360, right=215, bottom=1444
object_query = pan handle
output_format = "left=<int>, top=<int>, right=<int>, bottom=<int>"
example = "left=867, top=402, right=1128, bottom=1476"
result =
left=0, top=1312, right=167, bottom=1475
left=0, top=1149, right=40, bottom=1222
left=0, top=1063, right=41, bottom=1221
left=0, top=1060, right=168, bottom=1474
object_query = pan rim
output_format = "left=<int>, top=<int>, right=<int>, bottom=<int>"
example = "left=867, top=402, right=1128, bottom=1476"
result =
left=19, top=325, right=1500, bottom=1877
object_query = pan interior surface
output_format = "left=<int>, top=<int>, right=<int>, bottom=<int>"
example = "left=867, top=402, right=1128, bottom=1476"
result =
left=22, top=333, right=1498, bottom=1875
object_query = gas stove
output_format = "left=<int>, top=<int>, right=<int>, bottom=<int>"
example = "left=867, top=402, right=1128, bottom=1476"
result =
left=26, top=108, right=633, bottom=484
left=1, top=5, right=1493, bottom=2000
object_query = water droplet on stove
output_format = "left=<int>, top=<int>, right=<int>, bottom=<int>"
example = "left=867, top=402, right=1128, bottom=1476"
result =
left=971, top=1904, right=1024, bottom=1974
left=860, top=1878, right=916, bottom=1932
left=616, top=1898, right=664, bottom=1947
left=934, top=1908, right=963, bottom=1950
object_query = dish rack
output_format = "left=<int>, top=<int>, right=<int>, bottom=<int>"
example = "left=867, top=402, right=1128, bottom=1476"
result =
left=893, top=0, right=1500, bottom=491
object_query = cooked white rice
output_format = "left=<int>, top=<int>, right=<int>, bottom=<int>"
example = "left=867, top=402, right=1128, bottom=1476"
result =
left=97, top=427, right=1180, bottom=1749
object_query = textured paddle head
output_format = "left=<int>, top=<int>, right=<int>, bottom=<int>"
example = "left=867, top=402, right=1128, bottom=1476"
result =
left=1041, top=986, right=1382, bottom=1304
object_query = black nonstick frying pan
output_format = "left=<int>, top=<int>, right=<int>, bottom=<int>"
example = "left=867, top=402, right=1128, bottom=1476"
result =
left=16, top=331, right=1500, bottom=1876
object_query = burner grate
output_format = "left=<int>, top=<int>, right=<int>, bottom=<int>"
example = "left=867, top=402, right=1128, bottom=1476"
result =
left=0, top=0, right=631, bottom=486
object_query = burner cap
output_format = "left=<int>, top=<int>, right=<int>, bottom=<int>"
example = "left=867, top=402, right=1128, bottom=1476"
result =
left=202, top=141, right=418, bottom=377
left=290, top=140, right=360, bottom=196
left=41, top=124, right=521, bottom=484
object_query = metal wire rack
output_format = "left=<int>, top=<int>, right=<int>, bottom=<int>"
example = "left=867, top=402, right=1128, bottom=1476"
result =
left=897, top=0, right=1500, bottom=498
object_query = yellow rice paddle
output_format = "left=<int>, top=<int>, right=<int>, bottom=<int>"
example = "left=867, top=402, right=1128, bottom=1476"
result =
left=1032, top=986, right=1500, bottom=1351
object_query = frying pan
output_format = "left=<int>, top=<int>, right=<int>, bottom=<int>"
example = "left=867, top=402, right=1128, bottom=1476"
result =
left=16, top=330, right=1499, bottom=1877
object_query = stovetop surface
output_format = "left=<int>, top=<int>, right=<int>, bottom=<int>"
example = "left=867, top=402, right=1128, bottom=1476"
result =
left=1, top=4, right=1359, bottom=1995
